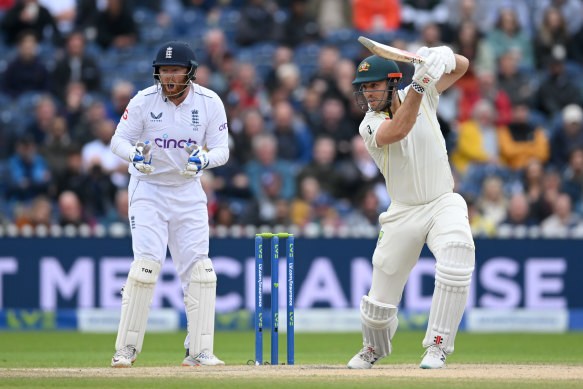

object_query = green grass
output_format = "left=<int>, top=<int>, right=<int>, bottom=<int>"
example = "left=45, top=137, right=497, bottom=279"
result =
left=0, top=331, right=581, bottom=388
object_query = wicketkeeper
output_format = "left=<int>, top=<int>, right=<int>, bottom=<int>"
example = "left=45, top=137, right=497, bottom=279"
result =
left=109, top=41, right=229, bottom=367
left=347, top=46, right=475, bottom=369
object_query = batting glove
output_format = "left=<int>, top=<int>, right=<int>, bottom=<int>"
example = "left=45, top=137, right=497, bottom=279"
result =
left=129, top=141, right=155, bottom=174
left=180, top=142, right=209, bottom=178
left=429, top=46, right=456, bottom=73
left=411, top=51, right=445, bottom=94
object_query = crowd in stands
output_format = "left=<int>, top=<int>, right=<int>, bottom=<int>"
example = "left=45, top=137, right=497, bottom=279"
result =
left=1, top=0, right=583, bottom=239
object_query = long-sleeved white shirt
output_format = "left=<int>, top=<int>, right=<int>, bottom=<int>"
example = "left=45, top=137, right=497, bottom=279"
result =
left=111, top=83, right=229, bottom=186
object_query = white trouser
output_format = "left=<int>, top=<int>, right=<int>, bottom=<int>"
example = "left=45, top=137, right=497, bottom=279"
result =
left=369, top=192, right=473, bottom=305
left=128, top=176, right=209, bottom=292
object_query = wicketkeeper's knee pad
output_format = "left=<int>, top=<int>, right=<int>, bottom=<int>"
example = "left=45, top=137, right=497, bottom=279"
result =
left=360, top=295, right=399, bottom=358
left=184, top=259, right=217, bottom=355
left=424, top=242, right=475, bottom=354
left=115, top=258, right=161, bottom=353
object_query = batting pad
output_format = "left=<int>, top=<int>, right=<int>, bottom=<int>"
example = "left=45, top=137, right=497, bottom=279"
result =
left=360, top=295, right=398, bottom=358
left=423, top=242, right=475, bottom=354
left=115, top=258, right=161, bottom=353
left=185, top=259, right=217, bottom=355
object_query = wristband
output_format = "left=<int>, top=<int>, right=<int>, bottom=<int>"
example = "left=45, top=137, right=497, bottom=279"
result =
left=411, top=81, right=425, bottom=94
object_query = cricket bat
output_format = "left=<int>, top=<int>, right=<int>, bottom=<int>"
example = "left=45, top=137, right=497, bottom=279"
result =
left=358, top=36, right=425, bottom=65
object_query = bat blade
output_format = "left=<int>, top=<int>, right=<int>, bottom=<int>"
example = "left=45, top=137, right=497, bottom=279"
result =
left=358, top=36, right=425, bottom=64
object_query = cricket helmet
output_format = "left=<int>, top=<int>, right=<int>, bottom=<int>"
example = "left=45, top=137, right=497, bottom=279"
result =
left=152, top=41, right=198, bottom=82
left=353, top=55, right=402, bottom=115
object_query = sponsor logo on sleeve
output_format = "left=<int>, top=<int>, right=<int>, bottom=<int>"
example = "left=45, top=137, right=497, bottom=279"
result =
left=122, top=109, right=128, bottom=120
left=219, top=122, right=228, bottom=131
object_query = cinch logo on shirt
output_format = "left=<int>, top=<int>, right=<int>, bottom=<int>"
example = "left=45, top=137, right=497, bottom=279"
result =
left=155, top=135, right=197, bottom=149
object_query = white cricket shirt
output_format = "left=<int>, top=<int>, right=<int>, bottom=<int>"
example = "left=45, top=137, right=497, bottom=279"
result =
left=111, top=83, right=229, bottom=186
left=359, top=84, right=454, bottom=205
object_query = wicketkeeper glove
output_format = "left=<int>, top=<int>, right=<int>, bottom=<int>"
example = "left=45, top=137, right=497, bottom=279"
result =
left=180, top=142, right=209, bottom=178
left=129, top=141, right=155, bottom=174
left=411, top=48, right=446, bottom=94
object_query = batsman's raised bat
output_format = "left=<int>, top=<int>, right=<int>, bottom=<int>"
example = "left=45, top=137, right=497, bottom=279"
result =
left=358, top=36, right=425, bottom=65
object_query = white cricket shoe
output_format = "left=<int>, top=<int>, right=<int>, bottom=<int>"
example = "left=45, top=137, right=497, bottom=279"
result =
left=347, top=346, right=383, bottom=369
left=182, top=349, right=225, bottom=366
left=419, top=345, right=446, bottom=369
left=111, top=345, right=137, bottom=368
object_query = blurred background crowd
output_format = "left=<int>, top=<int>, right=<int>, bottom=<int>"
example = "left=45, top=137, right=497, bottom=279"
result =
left=1, top=0, right=583, bottom=239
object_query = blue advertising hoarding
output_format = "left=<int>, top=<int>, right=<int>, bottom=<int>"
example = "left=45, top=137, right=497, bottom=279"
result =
left=0, top=238, right=581, bottom=330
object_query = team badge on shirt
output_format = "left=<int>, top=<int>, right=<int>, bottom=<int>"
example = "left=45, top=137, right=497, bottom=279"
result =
left=191, top=110, right=200, bottom=128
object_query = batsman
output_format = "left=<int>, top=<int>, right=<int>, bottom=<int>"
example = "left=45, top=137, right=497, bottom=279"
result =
left=347, top=45, right=474, bottom=369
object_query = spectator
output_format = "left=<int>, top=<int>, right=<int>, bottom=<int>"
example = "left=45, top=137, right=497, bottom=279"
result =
left=477, top=174, right=508, bottom=227
left=533, top=5, right=573, bottom=70
left=39, top=0, right=76, bottom=35
left=95, top=0, right=138, bottom=50
left=550, top=104, right=583, bottom=169
left=344, top=186, right=380, bottom=228
left=231, top=109, right=265, bottom=164
left=236, top=0, right=280, bottom=47
left=26, top=94, right=58, bottom=144
left=497, top=50, right=534, bottom=106
left=459, top=69, right=512, bottom=126
left=229, top=62, right=264, bottom=111
left=296, top=135, right=343, bottom=199
left=338, top=135, right=381, bottom=202
left=105, top=81, right=134, bottom=121
left=531, top=166, right=562, bottom=223
left=50, top=30, right=101, bottom=101
left=451, top=100, right=503, bottom=177
left=533, top=0, right=583, bottom=36
left=497, top=192, right=537, bottom=238
left=307, top=0, right=352, bottom=36
left=272, top=62, right=305, bottom=110
left=401, top=0, right=448, bottom=33
left=0, top=0, right=59, bottom=44
left=7, top=134, right=51, bottom=203
left=264, top=45, right=294, bottom=94
left=533, top=48, right=581, bottom=119
left=311, top=96, right=354, bottom=160
left=407, top=22, right=446, bottom=55
left=278, top=0, right=320, bottom=48
left=71, top=100, right=107, bottom=145
left=57, top=190, right=91, bottom=227
left=498, top=103, right=550, bottom=170
left=269, top=100, right=312, bottom=166
left=560, top=147, right=583, bottom=211
left=308, top=45, right=341, bottom=97
left=244, top=132, right=295, bottom=201
left=81, top=118, right=128, bottom=188
left=290, top=174, right=339, bottom=229
left=351, top=0, right=400, bottom=32
left=540, top=192, right=580, bottom=237
left=465, top=193, right=496, bottom=238
left=486, top=7, right=534, bottom=70
left=2, top=31, right=49, bottom=98
left=452, top=20, right=495, bottom=74
left=101, top=188, right=129, bottom=235
left=39, top=116, right=72, bottom=195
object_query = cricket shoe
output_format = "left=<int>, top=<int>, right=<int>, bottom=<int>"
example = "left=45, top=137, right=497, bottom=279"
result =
left=347, top=346, right=383, bottom=369
left=111, top=345, right=137, bottom=368
left=419, top=345, right=446, bottom=369
left=182, top=348, right=225, bottom=366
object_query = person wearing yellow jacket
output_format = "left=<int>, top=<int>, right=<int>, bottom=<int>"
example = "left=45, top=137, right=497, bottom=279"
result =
left=498, top=103, right=549, bottom=170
